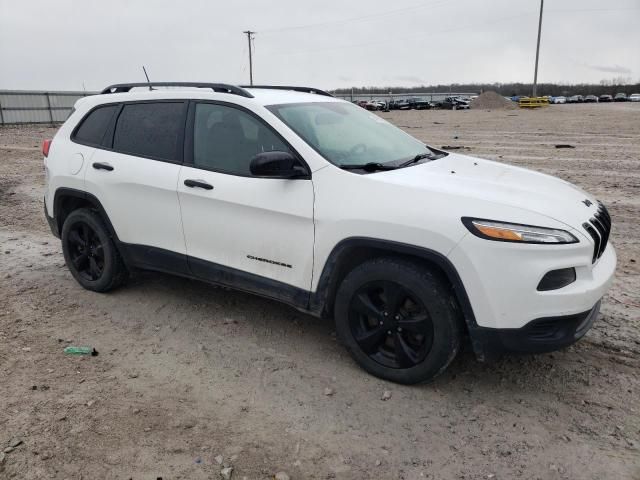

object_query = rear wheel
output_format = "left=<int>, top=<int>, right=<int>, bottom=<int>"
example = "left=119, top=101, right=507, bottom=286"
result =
left=334, top=258, right=462, bottom=384
left=61, top=208, right=127, bottom=292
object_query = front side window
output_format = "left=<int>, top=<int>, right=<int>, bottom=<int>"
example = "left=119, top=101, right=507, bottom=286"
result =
left=267, top=101, right=430, bottom=167
left=113, top=102, right=184, bottom=161
left=193, top=103, right=291, bottom=175
left=73, top=105, right=118, bottom=146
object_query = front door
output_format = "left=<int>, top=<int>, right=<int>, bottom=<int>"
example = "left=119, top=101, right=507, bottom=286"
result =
left=177, top=101, right=315, bottom=304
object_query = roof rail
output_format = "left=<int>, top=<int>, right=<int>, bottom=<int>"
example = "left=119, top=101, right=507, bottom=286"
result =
left=100, top=82, right=254, bottom=98
left=240, top=85, right=334, bottom=97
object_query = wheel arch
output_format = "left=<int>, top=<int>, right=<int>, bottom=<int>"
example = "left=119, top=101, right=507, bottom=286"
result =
left=53, top=188, right=119, bottom=242
left=310, top=237, right=479, bottom=345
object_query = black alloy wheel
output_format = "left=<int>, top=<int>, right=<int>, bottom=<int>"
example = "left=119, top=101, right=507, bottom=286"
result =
left=334, top=257, right=462, bottom=384
left=66, top=221, right=105, bottom=281
left=61, top=208, right=128, bottom=292
left=349, top=280, right=434, bottom=369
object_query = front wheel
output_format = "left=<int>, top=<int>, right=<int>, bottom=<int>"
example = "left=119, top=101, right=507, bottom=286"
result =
left=334, top=258, right=462, bottom=384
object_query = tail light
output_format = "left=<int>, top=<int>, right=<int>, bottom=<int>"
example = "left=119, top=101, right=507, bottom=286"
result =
left=42, top=139, right=52, bottom=157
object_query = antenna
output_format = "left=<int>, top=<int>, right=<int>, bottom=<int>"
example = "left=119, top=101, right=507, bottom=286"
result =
left=142, top=66, right=153, bottom=91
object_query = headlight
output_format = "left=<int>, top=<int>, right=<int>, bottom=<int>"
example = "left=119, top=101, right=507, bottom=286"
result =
left=462, top=218, right=578, bottom=244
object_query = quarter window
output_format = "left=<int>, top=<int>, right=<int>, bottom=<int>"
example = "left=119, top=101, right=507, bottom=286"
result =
left=193, top=103, right=291, bottom=175
left=113, top=102, right=184, bottom=162
left=73, top=105, right=118, bottom=146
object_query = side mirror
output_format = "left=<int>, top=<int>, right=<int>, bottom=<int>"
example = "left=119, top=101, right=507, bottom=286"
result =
left=249, top=151, right=308, bottom=179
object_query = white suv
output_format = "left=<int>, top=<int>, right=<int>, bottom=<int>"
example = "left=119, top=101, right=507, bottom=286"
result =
left=43, top=82, right=616, bottom=384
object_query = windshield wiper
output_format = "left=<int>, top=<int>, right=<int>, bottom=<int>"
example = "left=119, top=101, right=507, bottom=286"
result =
left=338, top=162, right=398, bottom=172
left=398, top=152, right=436, bottom=167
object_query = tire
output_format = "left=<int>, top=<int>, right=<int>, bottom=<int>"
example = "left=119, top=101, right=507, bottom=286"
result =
left=61, top=208, right=128, bottom=292
left=334, top=258, right=462, bottom=384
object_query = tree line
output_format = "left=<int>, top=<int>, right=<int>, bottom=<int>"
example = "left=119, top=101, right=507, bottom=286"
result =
left=332, top=81, right=640, bottom=97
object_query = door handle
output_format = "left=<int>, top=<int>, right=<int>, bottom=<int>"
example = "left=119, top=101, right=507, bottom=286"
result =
left=184, top=179, right=214, bottom=190
left=92, top=162, right=114, bottom=171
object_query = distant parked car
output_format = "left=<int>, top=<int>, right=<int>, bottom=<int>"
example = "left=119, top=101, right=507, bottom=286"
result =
left=364, top=100, right=387, bottom=111
left=614, top=93, right=627, bottom=102
left=584, top=95, right=598, bottom=103
left=599, top=94, right=613, bottom=102
left=407, top=97, right=431, bottom=110
left=388, top=100, right=401, bottom=110
left=551, top=96, right=566, bottom=104
left=567, top=95, right=584, bottom=103
left=439, top=96, right=470, bottom=110
left=396, top=99, right=411, bottom=110
left=628, top=93, right=640, bottom=102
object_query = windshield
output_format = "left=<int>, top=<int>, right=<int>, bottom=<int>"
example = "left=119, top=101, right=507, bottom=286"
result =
left=266, top=101, right=431, bottom=167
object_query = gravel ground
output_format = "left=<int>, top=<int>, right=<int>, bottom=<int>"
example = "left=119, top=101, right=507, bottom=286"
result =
left=1, top=103, right=639, bottom=479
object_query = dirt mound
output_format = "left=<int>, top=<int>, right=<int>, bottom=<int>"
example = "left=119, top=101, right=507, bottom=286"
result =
left=471, top=91, right=517, bottom=110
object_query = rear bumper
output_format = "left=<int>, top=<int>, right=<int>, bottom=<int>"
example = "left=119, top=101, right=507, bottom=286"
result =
left=471, top=300, right=600, bottom=360
left=44, top=198, right=59, bottom=238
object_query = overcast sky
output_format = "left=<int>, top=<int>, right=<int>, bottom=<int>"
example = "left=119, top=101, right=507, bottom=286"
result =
left=1, top=0, right=638, bottom=91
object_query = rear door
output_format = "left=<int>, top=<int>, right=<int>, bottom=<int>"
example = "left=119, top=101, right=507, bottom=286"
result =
left=177, top=101, right=315, bottom=302
left=84, top=100, right=188, bottom=271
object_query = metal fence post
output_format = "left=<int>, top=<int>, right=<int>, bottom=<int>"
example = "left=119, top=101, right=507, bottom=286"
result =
left=0, top=99, right=4, bottom=125
left=45, top=92, right=54, bottom=124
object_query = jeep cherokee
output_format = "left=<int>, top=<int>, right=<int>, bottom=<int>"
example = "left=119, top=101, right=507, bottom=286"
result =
left=43, top=82, right=616, bottom=384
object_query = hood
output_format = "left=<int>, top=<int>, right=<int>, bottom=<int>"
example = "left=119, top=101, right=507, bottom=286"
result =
left=376, top=153, right=598, bottom=229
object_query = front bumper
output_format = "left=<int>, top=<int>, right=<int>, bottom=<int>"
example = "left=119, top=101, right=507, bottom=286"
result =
left=471, top=300, right=600, bottom=359
left=448, top=233, right=616, bottom=330
left=448, top=228, right=616, bottom=360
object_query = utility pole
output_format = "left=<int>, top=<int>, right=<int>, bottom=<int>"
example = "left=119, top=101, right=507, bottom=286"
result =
left=243, top=30, right=255, bottom=85
left=532, top=0, right=544, bottom=97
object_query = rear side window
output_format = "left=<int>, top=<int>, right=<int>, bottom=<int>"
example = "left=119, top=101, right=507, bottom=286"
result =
left=73, top=105, right=118, bottom=146
left=113, top=102, right=184, bottom=162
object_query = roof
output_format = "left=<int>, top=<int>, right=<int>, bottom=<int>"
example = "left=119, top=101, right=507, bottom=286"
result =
left=84, top=83, right=339, bottom=109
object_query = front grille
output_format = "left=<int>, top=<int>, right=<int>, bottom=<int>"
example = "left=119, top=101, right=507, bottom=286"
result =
left=582, top=201, right=611, bottom=263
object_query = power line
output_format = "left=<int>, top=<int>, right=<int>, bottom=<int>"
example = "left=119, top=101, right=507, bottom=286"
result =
left=259, top=0, right=452, bottom=34
left=262, top=4, right=638, bottom=35
left=262, top=3, right=640, bottom=58
left=267, top=12, right=536, bottom=57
